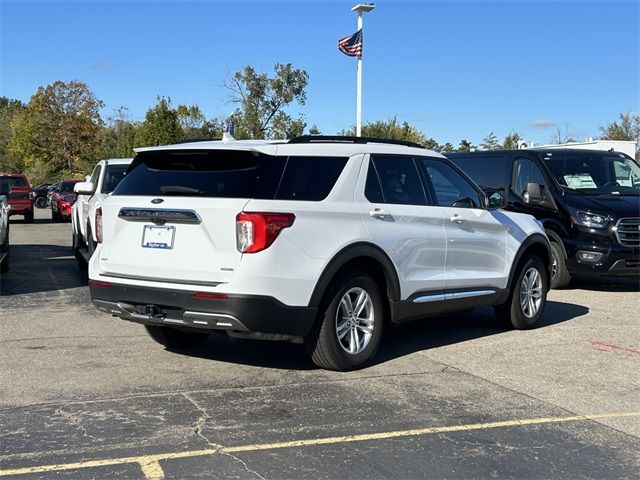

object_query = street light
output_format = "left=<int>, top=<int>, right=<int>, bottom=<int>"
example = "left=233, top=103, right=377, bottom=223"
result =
left=351, top=3, right=375, bottom=137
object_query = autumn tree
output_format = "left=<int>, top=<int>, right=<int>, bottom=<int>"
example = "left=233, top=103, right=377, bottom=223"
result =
left=176, top=104, right=207, bottom=139
left=223, top=63, right=309, bottom=139
left=136, top=97, right=183, bottom=147
left=599, top=112, right=640, bottom=142
left=96, top=107, right=139, bottom=159
left=0, top=97, right=26, bottom=172
left=339, top=117, right=440, bottom=149
left=9, top=80, right=104, bottom=182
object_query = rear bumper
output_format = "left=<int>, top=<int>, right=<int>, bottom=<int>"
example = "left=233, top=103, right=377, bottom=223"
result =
left=8, top=200, right=32, bottom=215
left=90, top=282, right=318, bottom=337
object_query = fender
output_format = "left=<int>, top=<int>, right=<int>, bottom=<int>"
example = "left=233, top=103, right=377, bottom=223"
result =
left=308, top=242, right=401, bottom=307
left=507, top=233, right=552, bottom=290
left=544, top=228, right=567, bottom=259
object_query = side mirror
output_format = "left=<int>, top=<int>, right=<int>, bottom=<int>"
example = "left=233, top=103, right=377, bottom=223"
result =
left=74, top=181, right=94, bottom=195
left=486, top=191, right=508, bottom=209
left=524, top=182, right=542, bottom=204
left=0, top=182, right=10, bottom=196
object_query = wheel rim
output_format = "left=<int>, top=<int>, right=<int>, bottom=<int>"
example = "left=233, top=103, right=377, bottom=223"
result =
left=335, top=287, right=375, bottom=355
left=551, top=252, right=558, bottom=280
left=520, top=267, right=543, bottom=318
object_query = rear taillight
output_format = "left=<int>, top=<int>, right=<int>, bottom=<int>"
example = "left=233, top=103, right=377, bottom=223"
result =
left=95, top=207, right=103, bottom=243
left=236, top=212, right=295, bottom=253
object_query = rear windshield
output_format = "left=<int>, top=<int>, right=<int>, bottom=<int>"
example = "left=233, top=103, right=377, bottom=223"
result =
left=102, top=164, right=130, bottom=194
left=0, top=176, right=27, bottom=188
left=113, top=150, right=348, bottom=201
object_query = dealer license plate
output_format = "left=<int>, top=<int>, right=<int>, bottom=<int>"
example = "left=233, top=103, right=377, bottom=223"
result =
left=141, top=225, right=175, bottom=249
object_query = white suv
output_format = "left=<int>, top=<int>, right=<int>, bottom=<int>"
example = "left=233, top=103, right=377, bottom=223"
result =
left=88, top=136, right=551, bottom=371
left=72, top=158, right=132, bottom=267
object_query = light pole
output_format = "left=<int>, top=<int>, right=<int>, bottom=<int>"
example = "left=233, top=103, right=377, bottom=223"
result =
left=352, top=3, right=375, bottom=137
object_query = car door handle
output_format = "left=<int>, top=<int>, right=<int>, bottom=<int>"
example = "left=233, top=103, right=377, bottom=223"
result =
left=369, top=208, right=389, bottom=219
left=450, top=214, right=466, bottom=224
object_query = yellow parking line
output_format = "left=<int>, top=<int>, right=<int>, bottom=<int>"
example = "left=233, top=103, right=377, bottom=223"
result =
left=0, top=411, right=638, bottom=479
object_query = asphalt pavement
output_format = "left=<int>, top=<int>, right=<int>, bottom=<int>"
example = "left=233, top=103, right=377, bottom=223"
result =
left=1, top=208, right=639, bottom=479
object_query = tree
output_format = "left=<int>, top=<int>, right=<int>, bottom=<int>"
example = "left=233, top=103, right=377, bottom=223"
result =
left=136, top=97, right=183, bottom=147
left=176, top=104, right=207, bottom=139
left=339, top=116, right=439, bottom=148
left=0, top=97, right=26, bottom=172
left=502, top=132, right=524, bottom=150
left=223, top=63, right=309, bottom=139
left=457, top=139, right=476, bottom=152
left=307, top=124, right=322, bottom=135
left=440, top=142, right=455, bottom=153
left=96, top=107, right=139, bottom=159
left=599, top=112, right=640, bottom=142
left=9, top=80, right=104, bottom=182
left=480, top=132, right=501, bottom=151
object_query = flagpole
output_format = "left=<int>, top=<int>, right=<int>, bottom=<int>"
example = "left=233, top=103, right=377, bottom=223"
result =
left=356, top=12, right=363, bottom=137
left=351, top=4, right=375, bottom=138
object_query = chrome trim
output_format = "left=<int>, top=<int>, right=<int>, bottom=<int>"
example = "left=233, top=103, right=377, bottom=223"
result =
left=413, top=293, right=446, bottom=304
left=448, top=289, right=496, bottom=299
left=118, top=208, right=202, bottom=225
left=614, top=218, right=640, bottom=247
left=101, top=271, right=222, bottom=287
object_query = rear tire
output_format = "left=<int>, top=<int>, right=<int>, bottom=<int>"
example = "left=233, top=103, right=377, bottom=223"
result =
left=549, top=241, right=571, bottom=289
left=72, top=231, right=87, bottom=269
left=145, top=325, right=209, bottom=348
left=304, top=270, right=384, bottom=371
left=34, top=196, right=47, bottom=209
left=495, top=254, right=548, bottom=330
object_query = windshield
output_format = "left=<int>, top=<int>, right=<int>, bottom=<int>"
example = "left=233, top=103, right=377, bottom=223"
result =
left=0, top=176, right=27, bottom=188
left=102, top=164, right=129, bottom=194
left=542, top=151, right=640, bottom=195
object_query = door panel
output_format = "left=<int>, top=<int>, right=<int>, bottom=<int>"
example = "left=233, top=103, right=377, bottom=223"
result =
left=355, top=155, right=446, bottom=298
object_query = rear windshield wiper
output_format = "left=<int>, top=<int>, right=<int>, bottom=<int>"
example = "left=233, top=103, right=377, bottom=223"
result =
left=159, top=185, right=204, bottom=195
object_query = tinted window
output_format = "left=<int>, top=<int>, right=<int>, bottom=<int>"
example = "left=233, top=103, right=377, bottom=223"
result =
left=114, top=150, right=286, bottom=198
left=371, top=155, right=426, bottom=205
left=60, top=181, right=79, bottom=192
left=364, top=161, right=384, bottom=203
left=422, top=159, right=482, bottom=208
left=89, top=166, right=101, bottom=187
left=449, top=155, right=509, bottom=191
left=102, top=164, right=129, bottom=194
left=275, top=156, right=347, bottom=201
left=0, top=176, right=27, bottom=188
left=512, top=157, right=549, bottom=199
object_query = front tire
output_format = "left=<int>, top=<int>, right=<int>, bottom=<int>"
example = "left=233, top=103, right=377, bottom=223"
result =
left=549, top=242, right=571, bottom=289
left=304, top=271, right=384, bottom=371
left=495, top=254, right=548, bottom=329
left=34, top=196, right=47, bottom=209
left=145, top=325, right=209, bottom=348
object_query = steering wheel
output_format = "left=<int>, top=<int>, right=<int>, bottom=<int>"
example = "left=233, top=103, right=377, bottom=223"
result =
left=601, top=180, right=620, bottom=187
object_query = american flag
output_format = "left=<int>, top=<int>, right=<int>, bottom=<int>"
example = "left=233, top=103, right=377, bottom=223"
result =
left=338, top=29, right=363, bottom=57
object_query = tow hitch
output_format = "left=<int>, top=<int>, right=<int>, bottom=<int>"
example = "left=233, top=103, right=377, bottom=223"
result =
left=133, top=304, right=165, bottom=319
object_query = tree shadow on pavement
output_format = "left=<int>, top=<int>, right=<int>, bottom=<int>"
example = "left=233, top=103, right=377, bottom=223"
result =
left=0, top=244, right=87, bottom=296
left=169, top=300, right=588, bottom=371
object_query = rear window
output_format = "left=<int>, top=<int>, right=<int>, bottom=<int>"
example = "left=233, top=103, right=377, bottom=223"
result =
left=0, top=176, right=27, bottom=188
left=113, top=150, right=348, bottom=201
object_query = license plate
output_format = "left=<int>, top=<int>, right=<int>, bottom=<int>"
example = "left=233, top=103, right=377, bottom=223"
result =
left=141, top=225, right=175, bottom=249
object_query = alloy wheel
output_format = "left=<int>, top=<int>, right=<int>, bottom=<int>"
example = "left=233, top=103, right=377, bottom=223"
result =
left=520, top=267, right=543, bottom=318
left=335, top=287, right=375, bottom=354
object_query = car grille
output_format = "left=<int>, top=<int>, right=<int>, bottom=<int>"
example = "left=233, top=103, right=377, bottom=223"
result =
left=615, top=218, right=640, bottom=247
left=9, top=192, right=30, bottom=200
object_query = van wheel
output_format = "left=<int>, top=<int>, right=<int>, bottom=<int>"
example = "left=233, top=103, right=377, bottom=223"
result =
left=304, top=270, right=384, bottom=371
left=495, top=254, right=548, bottom=330
left=145, top=325, right=209, bottom=348
left=550, top=242, right=571, bottom=289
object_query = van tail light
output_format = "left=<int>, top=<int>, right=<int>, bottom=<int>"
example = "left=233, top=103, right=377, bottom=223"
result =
left=236, top=212, right=295, bottom=253
left=95, top=207, right=103, bottom=243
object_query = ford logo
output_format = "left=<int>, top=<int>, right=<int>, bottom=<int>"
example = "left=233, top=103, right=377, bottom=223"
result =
left=151, top=198, right=164, bottom=204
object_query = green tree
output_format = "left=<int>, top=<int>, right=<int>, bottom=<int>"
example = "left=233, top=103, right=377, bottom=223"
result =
left=96, top=107, right=139, bottom=159
left=599, top=112, right=640, bottom=142
left=0, top=97, right=26, bottom=172
left=136, top=97, right=183, bottom=147
left=223, top=63, right=309, bottom=139
left=307, top=124, right=322, bottom=135
left=457, top=139, right=476, bottom=152
left=9, top=80, right=104, bottom=182
left=339, top=116, right=439, bottom=148
left=176, top=104, right=207, bottom=139
left=480, top=132, right=501, bottom=151
left=440, top=142, right=455, bottom=153
left=502, top=132, right=524, bottom=150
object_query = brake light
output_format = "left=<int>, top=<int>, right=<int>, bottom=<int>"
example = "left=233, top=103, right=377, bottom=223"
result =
left=95, top=207, right=103, bottom=243
left=89, top=280, right=110, bottom=288
left=193, top=292, right=228, bottom=300
left=236, top=212, right=295, bottom=253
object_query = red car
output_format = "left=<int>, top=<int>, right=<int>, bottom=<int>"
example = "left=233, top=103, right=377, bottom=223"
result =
left=0, top=173, right=34, bottom=223
left=50, top=179, right=81, bottom=222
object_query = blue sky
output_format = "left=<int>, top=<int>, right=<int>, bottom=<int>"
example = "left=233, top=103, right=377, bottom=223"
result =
left=1, top=0, right=638, bottom=146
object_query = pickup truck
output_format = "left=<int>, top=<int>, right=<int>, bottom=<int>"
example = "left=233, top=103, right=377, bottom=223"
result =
left=0, top=181, right=10, bottom=273
left=0, top=173, right=34, bottom=223
left=72, top=158, right=132, bottom=267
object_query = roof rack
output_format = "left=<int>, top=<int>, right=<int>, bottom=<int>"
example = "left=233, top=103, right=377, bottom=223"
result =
left=288, top=135, right=425, bottom=149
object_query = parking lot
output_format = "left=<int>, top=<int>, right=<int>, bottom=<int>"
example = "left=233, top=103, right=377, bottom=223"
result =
left=1, top=208, right=639, bottom=479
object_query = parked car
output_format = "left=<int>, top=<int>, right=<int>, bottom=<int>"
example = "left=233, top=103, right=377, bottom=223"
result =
left=50, top=179, right=81, bottom=222
left=0, top=173, right=34, bottom=223
left=0, top=181, right=10, bottom=273
left=72, top=158, right=132, bottom=267
left=31, top=183, right=52, bottom=209
left=447, top=149, right=640, bottom=288
left=46, top=183, right=59, bottom=207
left=88, top=136, right=551, bottom=371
